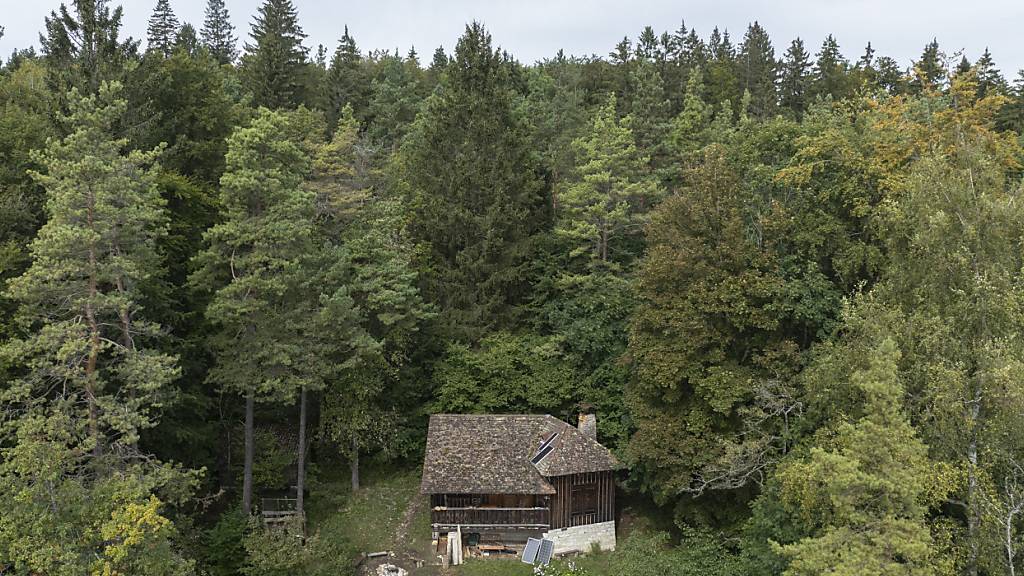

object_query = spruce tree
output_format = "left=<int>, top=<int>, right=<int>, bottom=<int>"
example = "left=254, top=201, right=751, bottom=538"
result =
left=737, top=21, right=777, bottom=119
left=811, top=35, right=850, bottom=101
left=627, top=60, right=672, bottom=180
left=201, top=0, right=238, bottom=64
left=875, top=55, right=906, bottom=94
left=147, top=0, right=180, bottom=57
left=910, top=38, right=945, bottom=93
left=396, top=22, right=545, bottom=342
left=705, top=27, right=740, bottom=111
left=779, top=37, right=811, bottom=118
left=975, top=48, right=1006, bottom=97
left=326, top=26, right=369, bottom=128
left=854, top=42, right=877, bottom=89
left=40, top=0, right=139, bottom=96
left=242, top=0, right=310, bottom=109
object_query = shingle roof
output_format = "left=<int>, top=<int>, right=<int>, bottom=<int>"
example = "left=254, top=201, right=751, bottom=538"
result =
left=420, top=414, right=620, bottom=495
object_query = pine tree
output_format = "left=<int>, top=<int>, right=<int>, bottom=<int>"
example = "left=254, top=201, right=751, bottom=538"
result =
left=910, top=38, right=944, bottom=93
left=737, top=21, right=777, bottom=119
left=559, top=94, right=661, bottom=268
left=190, top=109, right=315, bottom=515
left=779, top=38, right=811, bottom=118
left=395, top=22, right=545, bottom=342
left=242, top=0, right=310, bottom=109
left=0, top=83, right=195, bottom=573
left=326, top=26, right=369, bottom=128
left=147, top=0, right=180, bottom=57
left=201, top=0, right=238, bottom=64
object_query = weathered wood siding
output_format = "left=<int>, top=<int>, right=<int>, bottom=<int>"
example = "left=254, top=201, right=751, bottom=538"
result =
left=546, top=471, right=615, bottom=529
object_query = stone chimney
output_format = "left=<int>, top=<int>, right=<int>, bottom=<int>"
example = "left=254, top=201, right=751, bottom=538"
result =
left=578, top=413, right=597, bottom=440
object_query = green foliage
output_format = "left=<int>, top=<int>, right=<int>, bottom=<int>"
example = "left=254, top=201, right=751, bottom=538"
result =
left=147, top=0, right=180, bottom=57
left=396, top=22, right=546, bottom=342
left=201, top=0, right=238, bottom=64
left=0, top=82, right=197, bottom=575
left=558, top=94, right=661, bottom=268
left=433, top=331, right=578, bottom=414
left=242, top=0, right=310, bottom=109
left=774, top=338, right=951, bottom=575
left=40, top=0, right=139, bottom=96
left=203, top=507, right=248, bottom=576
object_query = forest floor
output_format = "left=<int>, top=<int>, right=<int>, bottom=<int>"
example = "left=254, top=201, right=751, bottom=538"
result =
left=303, top=463, right=678, bottom=576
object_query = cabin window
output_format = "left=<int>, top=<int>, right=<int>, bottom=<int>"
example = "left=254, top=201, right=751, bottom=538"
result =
left=571, top=483, right=599, bottom=517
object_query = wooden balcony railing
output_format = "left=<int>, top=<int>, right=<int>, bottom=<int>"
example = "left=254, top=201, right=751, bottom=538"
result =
left=431, top=506, right=550, bottom=529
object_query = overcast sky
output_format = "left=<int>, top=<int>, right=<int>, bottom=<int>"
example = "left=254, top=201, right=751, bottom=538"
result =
left=1, top=0, right=1022, bottom=76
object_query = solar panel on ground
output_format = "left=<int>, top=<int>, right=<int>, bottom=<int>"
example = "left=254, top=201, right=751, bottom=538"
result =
left=537, top=539, right=554, bottom=565
left=521, top=538, right=541, bottom=564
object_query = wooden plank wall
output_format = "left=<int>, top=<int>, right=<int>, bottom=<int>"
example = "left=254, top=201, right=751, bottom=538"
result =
left=547, top=471, right=615, bottom=529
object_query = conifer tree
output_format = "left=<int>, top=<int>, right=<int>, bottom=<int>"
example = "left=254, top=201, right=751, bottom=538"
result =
left=242, top=0, right=310, bottom=109
left=367, top=52, right=423, bottom=150
left=705, top=27, right=740, bottom=111
left=0, top=83, right=195, bottom=573
left=396, top=22, right=545, bottom=342
left=669, top=67, right=712, bottom=168
left=737, top=21, right=777, bottom=119
left=811, top=35, right=850, bottom=101
left=191, top=109, right=315, bottom=514
left=853, top=42, right=877, bottom=89
left=201, top=0, right=238, bottom=64
left=174, top=22, right=199, bottom=55
left=40, top=0, right=139, bottom=96
left=779, top=38, right=811, bottom=118
left=559, top=94, right=661, bottom=268
left=910, top=38, right=945, bottom=93
left=635, top=26, right=659, bottom=61
left=975, top=48, right=1006, bottom=97
left=875, top=55, right=906, bottom=94
left=147, top=0, right=180, bottom=57
left=627, top=60, right=672, bottom=179
left=327, top=26, right=369, bottom=127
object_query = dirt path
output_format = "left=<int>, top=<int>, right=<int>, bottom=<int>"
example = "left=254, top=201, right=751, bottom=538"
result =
left=394, top=491, right=425, bottom=547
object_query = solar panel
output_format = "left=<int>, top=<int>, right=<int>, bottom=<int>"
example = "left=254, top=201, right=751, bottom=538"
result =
left=530, top=444, right=555, bottom=464
left=521, top=538, right=541, bottom=564
left=537, top=539, right=554, bottom=565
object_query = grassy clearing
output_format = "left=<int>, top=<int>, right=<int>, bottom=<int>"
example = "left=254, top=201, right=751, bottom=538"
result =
left=305, top=463, right=423, bottom=555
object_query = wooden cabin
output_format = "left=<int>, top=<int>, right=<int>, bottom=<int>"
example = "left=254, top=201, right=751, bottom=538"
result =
left=420, top=414, right=619, bottom=555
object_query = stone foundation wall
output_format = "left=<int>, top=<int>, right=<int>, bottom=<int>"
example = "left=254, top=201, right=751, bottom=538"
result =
left=541, top=521, right=616, bottom=554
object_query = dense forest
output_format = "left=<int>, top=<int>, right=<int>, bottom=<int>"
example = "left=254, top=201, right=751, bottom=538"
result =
left=3, top=0, right=1024, bottom=574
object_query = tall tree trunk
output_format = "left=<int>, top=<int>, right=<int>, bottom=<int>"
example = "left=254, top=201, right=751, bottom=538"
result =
left=350, top=437, right=360, bottom=491
left=966, top=384, right=982, bottom=576
left=242, top=391, right=255, bottom=515
left=85, top=194, right=101, bottom=456
left=296, top=387, right=307, bottom=518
